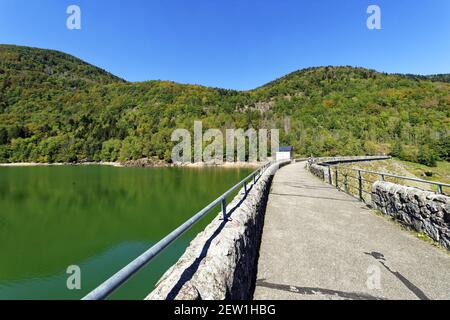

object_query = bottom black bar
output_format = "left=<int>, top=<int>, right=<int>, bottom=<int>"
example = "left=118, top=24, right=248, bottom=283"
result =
left=0, top=300, right=444, bottom=319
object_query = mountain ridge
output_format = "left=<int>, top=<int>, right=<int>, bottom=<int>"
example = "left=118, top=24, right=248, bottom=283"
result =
left=2, top=44, right=449, bottom=90
left=0, top=44, right=448, bottom=166
left=0, top=44, right=125, bottom=86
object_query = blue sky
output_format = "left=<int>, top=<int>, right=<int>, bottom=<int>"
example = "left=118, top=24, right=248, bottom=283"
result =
left=0, top=0, right=449, bottom=90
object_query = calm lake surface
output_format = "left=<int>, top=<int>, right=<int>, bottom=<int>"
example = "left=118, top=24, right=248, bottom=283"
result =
left=0, top=165, right=252, bottom=300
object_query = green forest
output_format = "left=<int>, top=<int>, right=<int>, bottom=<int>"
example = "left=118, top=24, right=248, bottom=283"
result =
left=0, top=44, right=449, bottom=166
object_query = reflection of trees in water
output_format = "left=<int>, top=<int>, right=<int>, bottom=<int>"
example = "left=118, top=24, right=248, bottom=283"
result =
left=0, top=166, right=251, bottom=284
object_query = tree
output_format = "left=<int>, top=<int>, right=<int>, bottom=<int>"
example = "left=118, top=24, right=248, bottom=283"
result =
left=390, top=140, right=403, bottom=158
left=436, top=136, right=450, bottom=161
left=119, top=136, right=143, bottom=161
left=418, top=146, right=438, bottom=167
left=101, top=139, right=122, bottom=161
left=0, top=127, right=7, bottom=145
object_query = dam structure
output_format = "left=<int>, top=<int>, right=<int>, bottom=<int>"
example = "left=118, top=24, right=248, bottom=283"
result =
left=84, top=157, right=450, bottom=300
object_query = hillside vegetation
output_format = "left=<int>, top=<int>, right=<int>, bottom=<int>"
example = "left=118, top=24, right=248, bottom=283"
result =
left=0, top=45, right=449, bottom=165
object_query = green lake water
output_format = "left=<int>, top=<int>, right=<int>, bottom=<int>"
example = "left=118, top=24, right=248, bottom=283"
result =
left=0, top=165, right=252, bottom=300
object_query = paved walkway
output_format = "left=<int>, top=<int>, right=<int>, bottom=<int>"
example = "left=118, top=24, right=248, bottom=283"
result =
left=254, top=162, right=450, bottom=300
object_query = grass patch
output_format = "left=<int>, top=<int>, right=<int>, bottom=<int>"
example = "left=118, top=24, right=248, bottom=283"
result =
left=396, top=160, right=450, bottom=185
left=336, top=158, right=449, bottom=194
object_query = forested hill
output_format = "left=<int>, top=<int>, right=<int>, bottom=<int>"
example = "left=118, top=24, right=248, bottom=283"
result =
left=0, top=45, right=449, bottom=166
left=401, top=74, right=450, bottom=84
left=0, top=44, right=124, bottom=87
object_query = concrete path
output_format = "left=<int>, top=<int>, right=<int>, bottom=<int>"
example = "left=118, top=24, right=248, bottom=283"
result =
left=254, top=162, right=450, bottom=300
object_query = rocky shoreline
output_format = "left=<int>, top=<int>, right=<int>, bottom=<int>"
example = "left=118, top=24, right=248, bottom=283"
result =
left=0, top=158, right=263, bottom=169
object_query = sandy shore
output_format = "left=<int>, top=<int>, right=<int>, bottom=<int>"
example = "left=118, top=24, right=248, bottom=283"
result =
left=180, top=161, right=263, bottom=169
left=0, top=161, right=266, bottom=169
left=0, top=162, right=123, bottom=167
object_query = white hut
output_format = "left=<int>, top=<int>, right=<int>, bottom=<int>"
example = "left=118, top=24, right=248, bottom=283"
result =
left=276, top=146, right=293, bottom=161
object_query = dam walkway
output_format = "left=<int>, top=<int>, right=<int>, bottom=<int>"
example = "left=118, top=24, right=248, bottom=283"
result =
left=254, top=162, right=450, bottom=300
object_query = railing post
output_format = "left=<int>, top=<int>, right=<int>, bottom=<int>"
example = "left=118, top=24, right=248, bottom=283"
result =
left=380, top=174, right=385, bottom=181
left=244, top=181, right=247, bottom=194
left=344, top=174, right=348, bottom=192
left=358, top=170, right=363, bottom=201
left=221, top=197, right=227, bottom=220
left=335, top=167, right=339, bottom=189
left=437, top=185, right=443, bottom=194
left=328, top=166, right=332, bottom=184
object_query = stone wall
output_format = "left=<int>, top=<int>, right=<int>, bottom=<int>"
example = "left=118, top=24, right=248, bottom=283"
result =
left=146, top=160, right=290, bottom=300
left=371, top=181, right=450, bottom=250
left=309, top=163, right=327, bottom=181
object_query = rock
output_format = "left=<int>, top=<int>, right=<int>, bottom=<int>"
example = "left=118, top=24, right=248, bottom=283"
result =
left=412, top=218, right=423, bottom=232
left=423, top=221, right=439, bottom=241
left=176, top=283, right=202, bottom=300
left=434, top=196, right=447, bottom=204
left=420, top=207, right=431, bottom=218
left=401, top=212, right=412, bottom=225
left=444, top=209, right=450, bottom=224
left=372, top=194, right=380, bottom=205
left=406, top=202, right=421, bottom=218
left=399, top=190, right=409, bottom=203
left=440, top=237, right=450, bottom=250
left=122, top=157, right=168, bottom=168
left=443, top=204, right=450, bottom=214
left=426, top=202, right=439, bottom=213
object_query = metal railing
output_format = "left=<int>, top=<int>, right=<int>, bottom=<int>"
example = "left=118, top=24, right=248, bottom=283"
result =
left=355, top=169, right=449, bottom=195
left=324, top=165, right=449, bottom=203
left=82, top=161, right=273, bottom=300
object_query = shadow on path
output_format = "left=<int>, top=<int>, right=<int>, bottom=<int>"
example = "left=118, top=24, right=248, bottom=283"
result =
left=364, top=251, right=429, bottom=300
left=255, top=279, right=385, bottom=300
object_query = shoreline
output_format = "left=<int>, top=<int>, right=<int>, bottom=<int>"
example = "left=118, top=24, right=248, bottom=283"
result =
left=0, top=162, right=123, bottom=168
left=0, top=161, right=264, bottom=169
